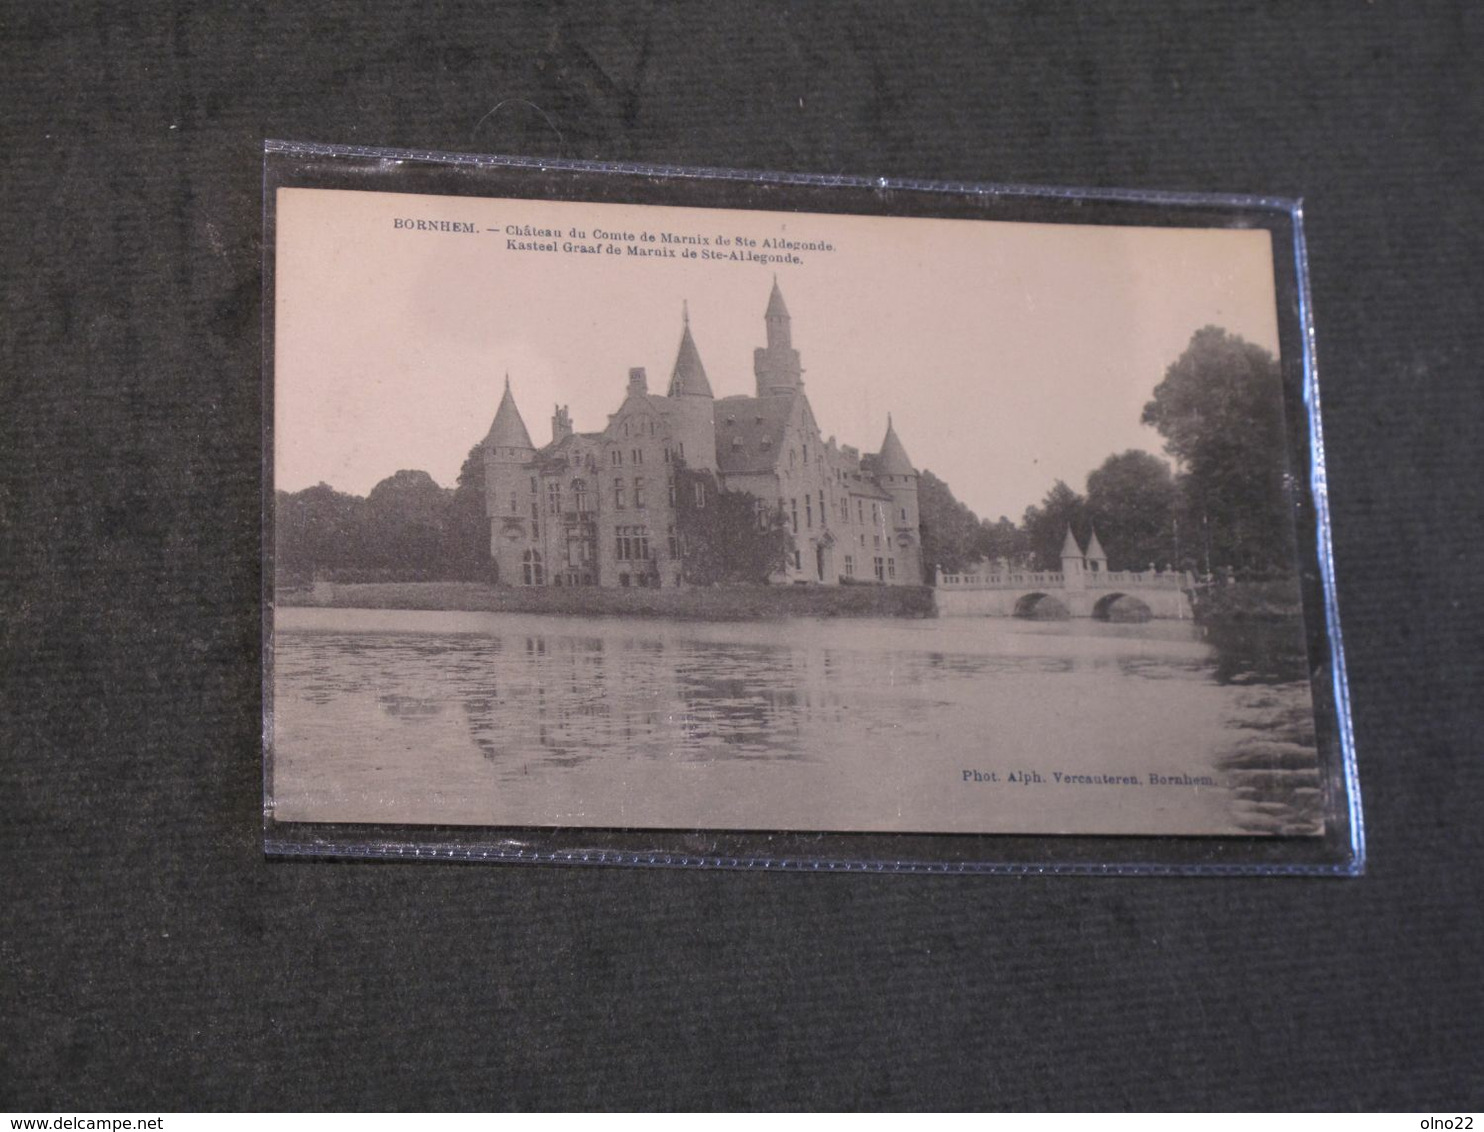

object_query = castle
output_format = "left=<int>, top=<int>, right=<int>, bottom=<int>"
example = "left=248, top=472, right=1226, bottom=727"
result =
left=481, top=280, right=921, bottom=589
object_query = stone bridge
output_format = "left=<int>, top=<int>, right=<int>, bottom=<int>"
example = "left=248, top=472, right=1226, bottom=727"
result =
left=935, top=568, right=1194, bottom=620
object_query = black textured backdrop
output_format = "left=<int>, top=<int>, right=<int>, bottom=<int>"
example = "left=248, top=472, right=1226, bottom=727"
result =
left=4, top=3, right=1481, bottom=1111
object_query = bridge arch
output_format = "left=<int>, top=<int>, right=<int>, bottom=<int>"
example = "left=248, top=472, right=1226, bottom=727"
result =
left=1013, top=592, right=1071, bottom=620
left=1092, top=592, right=1153, bottom=623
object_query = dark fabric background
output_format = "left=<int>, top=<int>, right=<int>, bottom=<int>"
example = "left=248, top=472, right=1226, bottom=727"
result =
left=3, top=2, right=1480, bottom=1111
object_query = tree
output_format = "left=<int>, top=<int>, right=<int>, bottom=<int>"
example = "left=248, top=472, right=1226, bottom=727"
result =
left=1020, top=480, right=1088, bottom=571
left=917, top=469, right=989, bottom=575
left=363, top=469, right=450, bottom=573
left=979, top=515, right=1031, bottom=567
left=672, top=467, right=793, bottom=584
left=1142, top=327, right=1295, bottom=572
left=275, top=483, right=367, bottom=581
left=1085, top=450, right=1179, bottom=571
left=445, top=443, right=494, bottom=580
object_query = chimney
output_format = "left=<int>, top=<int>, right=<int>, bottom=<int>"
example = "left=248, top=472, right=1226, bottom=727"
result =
left=628, top=366, right=648, bottom=394
left=551, top=404, right=572, bottom=442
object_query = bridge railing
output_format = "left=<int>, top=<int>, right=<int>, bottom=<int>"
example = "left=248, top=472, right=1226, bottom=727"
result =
left=937, top=569, right=1188, bottom=590
left=938, top=571, right=1064, bottom=588
left=1084, top=571, right=1186, bottom=590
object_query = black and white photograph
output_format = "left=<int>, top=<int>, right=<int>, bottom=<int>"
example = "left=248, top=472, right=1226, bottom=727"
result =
left=269, top=183, right=1327, bottom=839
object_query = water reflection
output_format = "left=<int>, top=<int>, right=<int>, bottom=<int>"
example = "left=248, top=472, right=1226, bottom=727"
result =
left=272, top=608, right=1323, bottom=835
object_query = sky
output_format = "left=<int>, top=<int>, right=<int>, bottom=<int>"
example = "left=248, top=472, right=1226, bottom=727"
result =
left=274, top=186, right=1281, bottom=521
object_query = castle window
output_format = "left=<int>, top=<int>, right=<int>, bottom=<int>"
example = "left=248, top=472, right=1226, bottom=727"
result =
left=668, top=525, right=679, bottom=557
left=790, top=498, right=798, bottom=533
left=820, top=490, right=827, bottom=527
left=678, top=442, right=685, bottom=460
left=611, top=449, right=622, bottom=466
left=857, top=500, right=864, bottom=524
left=530, top=477, right=538, bottom=494
left=522, top=550, right=544, bottom=586
left=634, top=476, right=646, bottom=509
left=632, top=449, right=642, bottom=465
left=888, top=557, right=896, bottom=580
left=755, top=499, right=769, bottom=529
left=874, top=556, right=885, bottom=581
left=572, top=480, right=589, bottom=513
left=872, top=503, right=881, bottom=525
left=789, top=448, right=796, bottom=467
left=509, top=493, right=518, bottom=514
left=844, top=555, right=854, bottom=577
left=794, top=550, right=802, bottom=570
left=614, top=478, right=626, bottom=509
left=668, top=479, right=677, bottom=507
left=875, top=534, right=882, bottom=549
left=663, top=446, right=672, bottom=463
left=546, top=481, right=562, bottom=515
left=805, top=496, right=812, bottom=529
left=802, top=444, right=808, bottom=463
left=531, top=501, right=539, bottom=524
left=694, top=481, right=707, bottom=508
left=901, top=507, right=908, bottom=522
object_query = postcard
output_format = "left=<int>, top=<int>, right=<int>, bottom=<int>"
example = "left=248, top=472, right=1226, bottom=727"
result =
left=267, top=173, right=1334, bottom=843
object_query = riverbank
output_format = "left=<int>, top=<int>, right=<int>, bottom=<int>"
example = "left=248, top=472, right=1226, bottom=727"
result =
left=1191, top=578, right=1310, bottom=686
left=277, top=580, right=937, bottom=621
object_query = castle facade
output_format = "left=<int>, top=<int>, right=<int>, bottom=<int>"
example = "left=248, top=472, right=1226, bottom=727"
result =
left=481, top=281, right=921, bottom=589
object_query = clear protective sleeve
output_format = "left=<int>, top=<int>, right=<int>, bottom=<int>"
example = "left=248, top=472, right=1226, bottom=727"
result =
left=262, top=140, right=1362, bottom=876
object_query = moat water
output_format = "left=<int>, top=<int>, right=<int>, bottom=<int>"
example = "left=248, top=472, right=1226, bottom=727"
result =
left=270, top=608, right=1321, bottom=836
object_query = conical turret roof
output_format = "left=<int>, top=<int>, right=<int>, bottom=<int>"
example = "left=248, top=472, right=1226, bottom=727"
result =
left=1060, top=526, right=1084, bottom=559
left=668, top=314, right=713, bottom=398
left=1085, top=527, right=1108, bottom=562
left=765, top=276, right=790, bottom=321
left=875, top=414, right=916, bottom=475
left=483, top=375, right=534, bottom=449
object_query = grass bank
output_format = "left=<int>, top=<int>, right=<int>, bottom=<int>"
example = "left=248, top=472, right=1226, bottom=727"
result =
left=277, top=580, right=936, bottom=621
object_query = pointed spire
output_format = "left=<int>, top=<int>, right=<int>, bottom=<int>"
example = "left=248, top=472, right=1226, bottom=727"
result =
left=765, top=275, right=790, bottom=322
left=875, top=413, right=916, bottom=475
left=668, top=309, right=713, bottom=398
left=1085, top=526, right=1108, bottom=563
left=484, top=376, right=534, bottom=450
left=682, top=299, right=690, bottom=326
left=1060, top=525, right=1084, bottom=559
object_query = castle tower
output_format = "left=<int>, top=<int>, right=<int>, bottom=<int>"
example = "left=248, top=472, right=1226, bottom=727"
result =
left=876, top=414, right=922, bottom=584
left=1084, top=526, right=1108, bottom=573
left=1060, top=525, right=1086, bottom=589
left=482, top=375, right=537, bottom=582
left=666, top=303, right=717, bottom=471
left=753, top=277, right=803, bottom=398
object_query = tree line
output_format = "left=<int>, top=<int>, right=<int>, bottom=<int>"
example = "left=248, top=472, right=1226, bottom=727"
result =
left=920, top=326, right=1297, bottom=579
left=276, top=446, right=491, bottom=584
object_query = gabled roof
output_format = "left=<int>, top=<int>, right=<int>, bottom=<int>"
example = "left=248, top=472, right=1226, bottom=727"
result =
left=714, top=394, right=795, bottom=475
left=1060, top=526, right=1084, bottom=559
left=668, top=320, right=713, bottom=398
left=874, top=414, right=916, bottom=475
left=484, top=376, right=534, bottom=449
